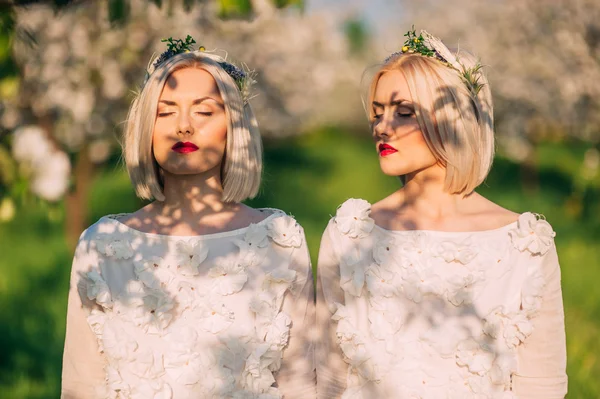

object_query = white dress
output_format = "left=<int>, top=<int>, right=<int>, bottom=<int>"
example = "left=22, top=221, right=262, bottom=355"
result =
left=61, top=209, right=316, bottom=399
left=316, top=199, right=567, bottom=399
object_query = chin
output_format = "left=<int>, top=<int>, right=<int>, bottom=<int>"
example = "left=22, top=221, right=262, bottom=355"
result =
left=379, top=162, right=410, bottom=177
left=160, top=163, right=220, bottom=176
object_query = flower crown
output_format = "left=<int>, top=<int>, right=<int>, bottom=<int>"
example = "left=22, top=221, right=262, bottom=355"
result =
left=144, top=35, right=255, bottom=103
left=385, top=27, right=484, bottom=97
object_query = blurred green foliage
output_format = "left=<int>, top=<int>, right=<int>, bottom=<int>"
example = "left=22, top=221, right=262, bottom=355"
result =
left=344, top=18, right=368, bottom=55
left=0, top=127, right=598, bottom=398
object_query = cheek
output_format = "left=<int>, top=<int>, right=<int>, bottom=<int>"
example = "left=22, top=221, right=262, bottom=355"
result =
left=200, top=117, right=228, bottom=150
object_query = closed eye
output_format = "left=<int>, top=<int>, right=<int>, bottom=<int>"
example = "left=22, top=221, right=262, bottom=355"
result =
left=195, top=112, right=213, bottom=116
left=157, top=112, right=174, bottom=117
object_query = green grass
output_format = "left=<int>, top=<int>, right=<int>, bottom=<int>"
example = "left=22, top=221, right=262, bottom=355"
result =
left=0, top=127, right=598, bottom=398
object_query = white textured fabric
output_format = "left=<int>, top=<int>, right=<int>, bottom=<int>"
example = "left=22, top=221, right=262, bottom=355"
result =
left=61, top=209, right=316, bottom=399
left=316, top=199, right=567, bottom=399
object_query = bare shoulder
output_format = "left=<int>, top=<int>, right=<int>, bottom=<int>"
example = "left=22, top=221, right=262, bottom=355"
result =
left=465, top=193, right=520, bottom=229
left=237, top=203, right=277, bottom=225
left=370, top=192, right=405, bottom=229
left=113, top=203, right=155, bottom=229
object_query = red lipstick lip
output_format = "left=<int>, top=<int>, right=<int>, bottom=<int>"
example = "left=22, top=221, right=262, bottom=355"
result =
left=378, top=143, right=397, bottom=157
left=172, top=141, right=199, bottom=153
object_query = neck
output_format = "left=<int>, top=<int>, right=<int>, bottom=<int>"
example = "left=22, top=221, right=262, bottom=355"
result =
left=400, top=164, right=467, bottom=219
left=156, top=166, right=235, bottom=219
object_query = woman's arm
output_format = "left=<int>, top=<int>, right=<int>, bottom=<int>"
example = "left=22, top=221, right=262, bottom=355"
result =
left=513, top=245, right=568, bottom=398
left=61, top=234, right=106, bottom=399
left=276, top=230, right=317, bottom=398
left=315, top=221, right=347, bottom=399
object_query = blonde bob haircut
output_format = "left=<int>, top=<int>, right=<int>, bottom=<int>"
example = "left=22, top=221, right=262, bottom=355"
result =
left=367, top=50, right=495, bottom=195
left=124, top=51, right=262, bottom=203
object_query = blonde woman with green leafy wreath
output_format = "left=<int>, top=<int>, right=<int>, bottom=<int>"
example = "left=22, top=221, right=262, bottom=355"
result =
left=316, top=29, right=567, bottom=399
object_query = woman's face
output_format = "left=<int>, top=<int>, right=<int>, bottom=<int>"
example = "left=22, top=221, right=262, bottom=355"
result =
left=371, top=70, right=438, bottom=178
left=152, top=67, right=228, bottom=177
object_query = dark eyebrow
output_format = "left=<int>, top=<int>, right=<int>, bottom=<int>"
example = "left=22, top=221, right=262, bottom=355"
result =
left=372, top=100, right=413, bottom=107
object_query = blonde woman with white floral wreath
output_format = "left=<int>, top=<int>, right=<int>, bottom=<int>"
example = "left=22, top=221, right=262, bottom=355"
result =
left=61, top=36, right=316, bottom=399
left=316, top=28, right=567, bottom=399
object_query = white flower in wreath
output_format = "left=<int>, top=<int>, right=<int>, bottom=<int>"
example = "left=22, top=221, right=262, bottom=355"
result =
left=134, top=256, right=174, bottom=290
left=267, top=216, right=303, bottom=248
left=240, top=344, right=277, bottom=393
left=335, top=198, right=375, bottom=239
left=521, top=268, right=545, bottom=316
left=508, top=212, right=556, bottom=255
left=199, top=299, right=235, bottom=334
left=86, top=270, right=113, bottom=308
left=455, top=339, right=494, bottom=376
left=434, top=239, right=477, bottom=264
left=208, top=260, right=248, bottom=296
left=96, top=237, right=133, bottom=259
left=175, top=240, right=209, bottom=276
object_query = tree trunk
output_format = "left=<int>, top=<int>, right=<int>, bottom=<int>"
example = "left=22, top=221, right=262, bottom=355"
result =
left=65, top=149, right=94, bottom=251
left=520, top=143, right=539, bottom=195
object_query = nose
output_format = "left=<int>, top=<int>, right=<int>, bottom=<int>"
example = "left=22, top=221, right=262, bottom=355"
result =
left=373, top=116, right=392, bottom=138
left=177, top=112, right=194, bottom=136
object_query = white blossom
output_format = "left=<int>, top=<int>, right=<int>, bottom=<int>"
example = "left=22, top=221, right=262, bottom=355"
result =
left=266, top=215, right=303, bottom=248
left=508, top=212, right=556, bottom=255
left=335, top=199, right=375, bottom=239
